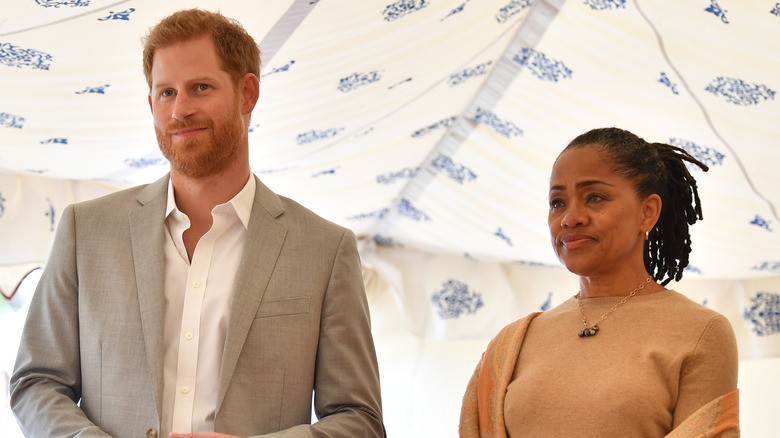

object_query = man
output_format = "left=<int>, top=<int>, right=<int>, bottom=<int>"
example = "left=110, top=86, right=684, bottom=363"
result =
left=10, top=9, right=384, bottom=438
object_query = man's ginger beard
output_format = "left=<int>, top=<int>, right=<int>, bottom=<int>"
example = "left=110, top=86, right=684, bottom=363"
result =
left=156, top=97, right=245, bottom=178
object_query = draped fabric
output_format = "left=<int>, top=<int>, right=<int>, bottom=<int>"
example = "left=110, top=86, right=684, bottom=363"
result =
left=1, top=0, right=778, bottom=375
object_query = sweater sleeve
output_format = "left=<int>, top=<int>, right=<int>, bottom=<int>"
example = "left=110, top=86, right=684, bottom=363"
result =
left=672, top=314, right=739, bottom=428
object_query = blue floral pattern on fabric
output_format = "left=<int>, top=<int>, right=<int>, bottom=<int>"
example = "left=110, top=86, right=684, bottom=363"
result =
left=261, top=60, right=296, bottom=78
left=431, top=154, right=477, bottom=184
left=668, top=138, right=725, bottom=167
left=124, top=158, right=168, bottom=168
left=753, top=261, right=780, bottom=274
left=473, top=107, right=523, bottom=138
left=374, top=234, right=402, bottom=247
left=512, top=48, right=573, bottom=82
left=772, top=3, right=780, bottom=18
left=705, top=0, right=729, bottom=24
left=495, top=0, right=532, bottom=24
left=40, top=138, right=68, bottom=144
left=383, top=0, right=428, bottom=22
left=34, top=0, right=89, bottom=7
left=398, top=198, right=431, bottom=222
left=658, top=72, right=679, bottom=95
left=347, top=208, right=389, bottom=221
left=495, top=227, right=513, bottom=246
left=743, top=291, right=780, bottom=336
left=337, top=71, right=382, bottom=92
left=76, top=84, right=109, bottom=94
left=750, top=215, right=773, bottom=232
left=45, top=198, right=56, bottom=231
left=0, top=112, right=26, bottom=129
left=412, top=116, right=457, bottom=138
left=0, top=192, right=6, bottom=219
left=431, top=279, right=484, bottom=319
left=1, top=43, right=53, bottom=70
left=705, top=77, right=775, bottom=106
left=376, top=167, right=419, bottom=184
left=448, top=61, right=493, bottom=87
left=583, top=0, right=626, bottom=10
left=97, top=8, right=136, bottom=21
left=442, top=0, right=470, bottom=21
left=295, top=127, right=344, bottom=145
left=540, top=292, right=553, bottom=311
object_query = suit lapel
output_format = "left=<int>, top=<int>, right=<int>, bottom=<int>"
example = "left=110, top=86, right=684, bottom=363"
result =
left=217, top=176, right=287, bottom=411
left=129, top=175, right=169, bottom=419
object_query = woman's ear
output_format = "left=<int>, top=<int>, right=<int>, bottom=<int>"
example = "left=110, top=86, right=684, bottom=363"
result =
left=642, top=193, right=663, bottom=231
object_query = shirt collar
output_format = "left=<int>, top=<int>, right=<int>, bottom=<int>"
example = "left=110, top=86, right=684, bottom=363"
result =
left=165, top=174, right=256, bottom=229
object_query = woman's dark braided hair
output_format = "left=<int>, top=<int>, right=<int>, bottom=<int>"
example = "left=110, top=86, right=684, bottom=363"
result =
left=563, top=127, right=709, bottom=286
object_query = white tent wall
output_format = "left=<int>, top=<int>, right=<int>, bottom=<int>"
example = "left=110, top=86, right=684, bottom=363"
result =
left=2, top=0, right=780, bottom=436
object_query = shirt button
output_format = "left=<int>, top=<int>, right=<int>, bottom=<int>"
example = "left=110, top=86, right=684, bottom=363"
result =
left=146, top=428, right=158, bottom=438
left=185, top=332, right=194, bottom=340
left=193, top=281, right=201, bottom=288
left=181, top=386, right=190, bottom=394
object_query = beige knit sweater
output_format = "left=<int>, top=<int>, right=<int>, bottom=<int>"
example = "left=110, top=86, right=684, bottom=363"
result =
left=503, top=290, right=738, bottom=437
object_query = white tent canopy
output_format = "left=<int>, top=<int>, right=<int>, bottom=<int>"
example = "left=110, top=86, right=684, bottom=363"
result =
left=2, top=0, right=779, bottom=434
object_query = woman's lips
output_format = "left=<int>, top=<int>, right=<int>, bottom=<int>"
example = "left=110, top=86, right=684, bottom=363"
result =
left=561, top=234, right=592, bottom=249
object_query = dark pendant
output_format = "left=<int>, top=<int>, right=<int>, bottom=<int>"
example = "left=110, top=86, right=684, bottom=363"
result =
left=578, top=326, right=599, bottom=338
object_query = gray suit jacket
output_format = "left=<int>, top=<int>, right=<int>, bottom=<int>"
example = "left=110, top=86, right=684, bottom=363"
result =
left=11, top=175, right=384, bottom=437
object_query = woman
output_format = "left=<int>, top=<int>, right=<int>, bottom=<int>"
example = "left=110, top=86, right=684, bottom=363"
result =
left=460, top=127, right=739, bottom=437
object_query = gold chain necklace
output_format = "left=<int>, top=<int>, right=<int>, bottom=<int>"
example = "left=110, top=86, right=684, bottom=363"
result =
left=576, top=277, right=652, bottom=338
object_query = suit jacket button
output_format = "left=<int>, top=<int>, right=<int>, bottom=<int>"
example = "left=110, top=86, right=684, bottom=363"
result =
left=146, top=429, right=158, bottom=438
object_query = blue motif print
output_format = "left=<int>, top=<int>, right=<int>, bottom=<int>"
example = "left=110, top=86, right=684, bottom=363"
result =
left=583, top=0, right=626, bottom=10
left=376, top=167, right=419, bottom=184
left=312, top=168, right=337, bottom=177
left=540, top=292, right=553, bottom=311
left=684, top=265, right=702, bottom=275
left=705, top=77, right=776, bottom=106
left=262, top=60, right=296, bottom=77
left=76, top=84, right=109, bottom=94
left=388, top=77, right=412, bottom=90
left=431, top=279, right=484, bottom=319
left=0, top=192, right=6, bottom=218
left=448, top=61, right=493, bottom=87
left=124, top=158, right=167, bottom=168
left=668, top=138, right=725, bottom=167
left=374, top=234, right=402, bottom=247
left=34, top=0, right=89, bottom=7
left=658, top=72, right=679, bottom=95
left=773, top=3, right=780, bottom=18
left=337, top=71, right=382, bottom=93
left=40, top=138, right=68, bottom=144
left=473, top=107, right=523, bottom=138
left=98, top=8, right=136, bottom=21
left=512, top=48, right=573, bottom=82
left=398, top=198, right=431, bottom=222
left=295, top=127, right=344, bottom=145
left=743, top=291, right=780, bottom=336
left=1, top=43, right=53, bottom=70
left=753, top=261, right=780, bottom=274
left=412, top=116, right=457, bottom=138
left=248, top=123, right=261, bottom=133
left=0, top=112, right=25, bottom=129
left=495, top=227, right=513, bottom=246
left=705, top=0, right=729, bottom=24
left=750, top=215, right=773, bottom=232
left=347, top=208, right=389, bottom=221
left=431, top=154, right=477, bottom=184
left=495, top=0, right=532, bottom=24
left=45, top=198, right=56, bottom=231
left=383, top=0, right=428, bottom=22
left=442, top=0, right=470, bottom=21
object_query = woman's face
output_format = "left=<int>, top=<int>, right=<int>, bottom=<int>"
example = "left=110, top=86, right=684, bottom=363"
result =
left=547, top=145, right=656, bottom=277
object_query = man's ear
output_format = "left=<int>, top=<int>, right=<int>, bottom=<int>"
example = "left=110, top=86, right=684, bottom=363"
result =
left=239, top=73, right=260, bottom=115
left=148, top=94, right=153, bottom=114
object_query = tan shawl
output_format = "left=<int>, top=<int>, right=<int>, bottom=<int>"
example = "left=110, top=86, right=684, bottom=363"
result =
left=459, top=313, right=740, bottom=438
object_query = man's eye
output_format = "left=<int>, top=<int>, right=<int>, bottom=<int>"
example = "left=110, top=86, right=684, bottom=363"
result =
left=162, top=90, right=173, bottom=97
left=198, top=84, right=209, bottom=91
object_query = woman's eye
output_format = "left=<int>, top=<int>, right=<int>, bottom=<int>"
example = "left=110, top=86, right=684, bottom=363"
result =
left=550, top=199, right=564, bottom=209
left=587, top=193, right=605, bottom=203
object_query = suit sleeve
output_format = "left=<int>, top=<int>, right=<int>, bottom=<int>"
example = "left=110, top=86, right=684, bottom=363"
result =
left=258, top=229, right=384, bottom=438
left=10, top=204, right=111, bottom=437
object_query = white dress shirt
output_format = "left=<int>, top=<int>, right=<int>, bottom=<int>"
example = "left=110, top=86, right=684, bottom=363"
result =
left=160, top=176, right=255, bottom=436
